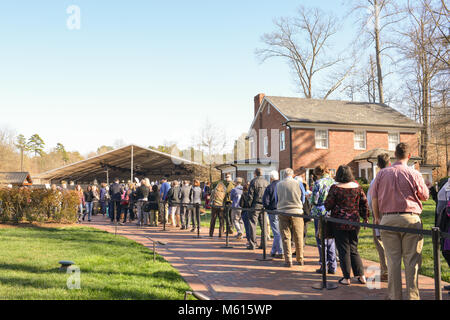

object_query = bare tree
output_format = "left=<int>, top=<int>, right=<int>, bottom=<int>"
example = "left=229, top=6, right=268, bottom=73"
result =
left=256, top=6, right=356, bottom=99
left=350, top=0, right=404, bottom=104
left=193, top=119, right=228, bottom=182
left=420, top=0, right=450, bottom=68
left=398, top=0, right=446, bottom=163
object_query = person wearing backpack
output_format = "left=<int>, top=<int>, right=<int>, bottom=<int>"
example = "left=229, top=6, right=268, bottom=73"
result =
left=209, top=181, right=226, bottom=237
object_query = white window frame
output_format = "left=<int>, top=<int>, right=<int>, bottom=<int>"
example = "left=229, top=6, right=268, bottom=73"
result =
left=263, top=136, right=269, bottom=156
left=249, top=137, right=255, bottom=159
left=354, top=130, right=366, bottom=150
left=280, top=169, right=286, bottom=180
left=388, top=132, right=400, bottom=151
left=280, top=130, right=286, bottom=151
left=315, top=129, right=329, bottom=149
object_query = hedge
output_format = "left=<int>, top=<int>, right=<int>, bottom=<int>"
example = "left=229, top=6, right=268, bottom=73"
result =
left=0, top=188, right=79, bottom=223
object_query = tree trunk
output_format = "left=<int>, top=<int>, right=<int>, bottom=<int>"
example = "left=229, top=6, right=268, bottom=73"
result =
left=374, top=0, right=384, bottom=104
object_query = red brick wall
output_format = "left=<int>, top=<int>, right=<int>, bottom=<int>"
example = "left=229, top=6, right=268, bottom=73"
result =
left=250, top=101, right=290, bottom=170
left=250, top=98, right=420, bottom=176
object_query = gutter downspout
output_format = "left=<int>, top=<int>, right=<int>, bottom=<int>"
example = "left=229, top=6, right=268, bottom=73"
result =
left=283, top=121, right=293, bottom=169
left=367, top=159, right=375, bottom=181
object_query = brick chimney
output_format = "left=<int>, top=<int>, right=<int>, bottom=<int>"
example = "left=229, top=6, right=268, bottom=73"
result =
left=254, top=93, right=265, bottom=117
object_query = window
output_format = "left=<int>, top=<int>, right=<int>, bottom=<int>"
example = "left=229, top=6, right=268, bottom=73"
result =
left=249, top=137, right=255, bottom=158
left=388, top=132, right=400, bottom=151
left=263, top=136, right=269, bottom=155
left=280, top=130, right=286, bottom=151
left=267, top=105, right=270, bottom=115
left=315, top=129, right=328, bottom=149
left=247, top=171, right=253, bottom=183
left=354, top=131, right=366, bottom=150
left=329, top=169, right=336, bottom=177
left=280, top=169, right=286, bottom=180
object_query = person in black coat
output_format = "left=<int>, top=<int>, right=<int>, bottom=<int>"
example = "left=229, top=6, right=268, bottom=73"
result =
left=109, top=178, right=123, bottom=223
left=240, top=182, right=252, bottom=247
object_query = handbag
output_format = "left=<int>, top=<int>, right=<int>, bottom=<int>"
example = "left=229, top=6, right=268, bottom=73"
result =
left=302, top=198, right=312, bottom=223
left=318, top=217, right=334, bottom=239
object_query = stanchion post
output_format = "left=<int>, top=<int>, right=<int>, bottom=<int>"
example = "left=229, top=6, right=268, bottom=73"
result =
left=312, top=216, right=337, bottom=290
left=163, top=201, right=166, bottom=231
left=153, top=241, right=156, bottom=262
left=432, top=227, right=442, bottom=300
left=195, top=203, right=201, bottom=239
left=257, top=209, right=273, bottom=262
left=221, top=205, right=233, bottom=249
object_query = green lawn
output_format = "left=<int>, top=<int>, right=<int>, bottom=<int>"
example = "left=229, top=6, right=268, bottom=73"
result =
left=200, top=200, right=449, bottom=282
left=0, top=225, right=191, bottom=300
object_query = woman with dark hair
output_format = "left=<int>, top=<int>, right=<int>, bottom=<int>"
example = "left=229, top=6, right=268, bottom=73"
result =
left=325, top=165, right=369, bottom=286
left=83, top=185, right=94, bottom=222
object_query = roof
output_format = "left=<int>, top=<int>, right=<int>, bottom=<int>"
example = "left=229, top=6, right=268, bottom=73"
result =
left=264, top=96, right=421, bottom=129
left=36, top=144, right=207, bottom=182
left=0, top=172, right=33, bottom=185
left=353, top=148, right=422, bottom=162
left=215, top=159, right=277, bottom=169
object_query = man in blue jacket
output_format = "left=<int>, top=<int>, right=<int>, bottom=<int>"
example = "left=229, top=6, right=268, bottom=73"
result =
left=263, top=170, right=283, bottom=258
left=230, top=178, right=244, bottom=239
left=159, top=178, right=171, bottom=224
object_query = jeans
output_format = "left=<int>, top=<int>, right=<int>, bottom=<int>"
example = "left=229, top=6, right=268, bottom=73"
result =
left=314, top=218, right=337, bottom=271
left=83, top=202, right=92, bottom=221
left=231, top=208, right=244, bottom=235
left=136, top=201, right=148, bottom=225
left=180, top=204, right=191, bottom=228
left=77, top=204, right=84, bottom=222
left=269, top=214, right=283, bottom=255
left=110, top=200, right=121, bottom=222
left=241, top=211, right=251, bottom=242
left=100, top=201, right=107, bottom=215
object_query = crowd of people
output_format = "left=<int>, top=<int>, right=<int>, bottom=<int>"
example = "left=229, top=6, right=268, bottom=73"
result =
left=66, top=142, right=449, bottom=300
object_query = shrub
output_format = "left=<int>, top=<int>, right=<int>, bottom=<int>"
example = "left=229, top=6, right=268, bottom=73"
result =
left=361, top=184, right=370, bottom=195
left=356, top=178, right=368, bottom=185
left=0, top=188, right=79, bottom=224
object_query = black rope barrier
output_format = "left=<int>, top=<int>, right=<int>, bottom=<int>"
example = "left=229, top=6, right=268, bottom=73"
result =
left=116, top=200, right=449, bottom=300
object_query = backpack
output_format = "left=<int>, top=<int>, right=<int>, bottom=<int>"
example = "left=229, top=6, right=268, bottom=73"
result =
left=120, top=191, right=129, bottom=206
left=211, top=183, right=226, bottom=206
left=142, top=201, right=152, bottom=213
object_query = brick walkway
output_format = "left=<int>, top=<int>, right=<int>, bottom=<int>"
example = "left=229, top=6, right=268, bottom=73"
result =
left=85, top=215, right=449, bottom=300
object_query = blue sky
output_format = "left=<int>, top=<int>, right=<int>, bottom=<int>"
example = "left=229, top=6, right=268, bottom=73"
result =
left=0, top=0, right=360, bottom=155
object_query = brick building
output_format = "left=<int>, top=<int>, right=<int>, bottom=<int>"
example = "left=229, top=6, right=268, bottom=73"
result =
left=218, top=94, right=432, bottom=184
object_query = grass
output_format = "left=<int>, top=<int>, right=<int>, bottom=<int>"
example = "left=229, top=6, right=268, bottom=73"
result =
left=0, top=224, right=192, bottom=300
left=199, top=201, right=449, bottom=282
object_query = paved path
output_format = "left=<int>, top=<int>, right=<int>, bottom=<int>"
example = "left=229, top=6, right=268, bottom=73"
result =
left=85, top=215, right=449, bottom=300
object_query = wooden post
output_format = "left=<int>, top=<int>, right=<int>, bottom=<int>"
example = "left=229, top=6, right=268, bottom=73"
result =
left=131, top=145, right=134, bottom=184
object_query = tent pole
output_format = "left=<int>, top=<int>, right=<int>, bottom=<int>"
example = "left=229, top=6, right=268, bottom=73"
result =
left=131, top=146, right=134, bottom=184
